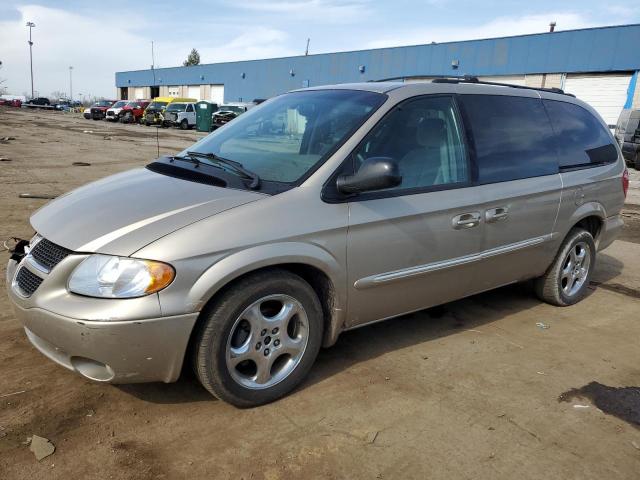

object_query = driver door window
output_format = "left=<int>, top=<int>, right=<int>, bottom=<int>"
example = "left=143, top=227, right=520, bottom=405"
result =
left=353, top=96, right=469, bottom=192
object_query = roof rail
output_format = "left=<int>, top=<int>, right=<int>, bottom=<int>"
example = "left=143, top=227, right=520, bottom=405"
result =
left=432, top=75, right=574, bottom=96
left=372, top=74, right=574, bottom=97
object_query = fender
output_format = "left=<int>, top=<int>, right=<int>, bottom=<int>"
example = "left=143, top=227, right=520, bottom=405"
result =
left=186, top=241, right=348, bottom=346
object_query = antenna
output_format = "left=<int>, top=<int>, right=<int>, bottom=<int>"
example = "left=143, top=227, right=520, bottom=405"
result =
left=155, top=125, right=160, bottom=158
left=305, top=38, right=310, bottom=56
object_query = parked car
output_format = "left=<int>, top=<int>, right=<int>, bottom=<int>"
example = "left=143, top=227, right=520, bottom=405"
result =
left=83, top=104, right=94, bottom=120
left=90, top=100, right=116, bottom=120
left=119, top=100, right=150, bottom=124
left=162, top=102, right=197, bottom=129
left=6, top=80, right=628, bottom=407
left=615, top=108, right=640, bottom=169
left=105, top=101, right=129, bottom=122
left=143, top=97, right=197, bottom=126
left=211, top=103, right=250, bottom=130
left=26, top=97, right=50, bottom=107
left=0, top=98, right=22, bottom=108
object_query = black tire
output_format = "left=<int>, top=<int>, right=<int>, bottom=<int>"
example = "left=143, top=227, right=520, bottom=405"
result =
left=534, top=228, right=596, bottom=306
left=192, top=269, right=323, bottom=407
left=180, top=119, right=189, bottom=130
left=634, top=151, right=640, bottom=170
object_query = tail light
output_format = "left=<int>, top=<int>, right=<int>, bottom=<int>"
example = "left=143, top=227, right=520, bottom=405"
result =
left=622, top=167, right=629, bottom=199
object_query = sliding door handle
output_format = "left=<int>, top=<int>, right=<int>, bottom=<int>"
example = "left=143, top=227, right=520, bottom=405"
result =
left=452, top=212, right=481, bottom=229
left=485, top=207, right=509, bottom=223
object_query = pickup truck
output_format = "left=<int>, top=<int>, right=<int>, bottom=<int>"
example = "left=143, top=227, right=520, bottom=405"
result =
left=119, top=101, right=150, bottom=123
left=90, top=100, right=116, bottom=120
left=105, top=101, right=130, bottom=121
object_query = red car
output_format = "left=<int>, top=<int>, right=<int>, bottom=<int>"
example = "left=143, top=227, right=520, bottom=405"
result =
left=90, top=100, right=116, bottom=120
left=119, top=100, right=150, bottom=123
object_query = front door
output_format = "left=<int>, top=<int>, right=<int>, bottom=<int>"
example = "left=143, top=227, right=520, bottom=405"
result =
left=345, top=95, right=484, bottom=327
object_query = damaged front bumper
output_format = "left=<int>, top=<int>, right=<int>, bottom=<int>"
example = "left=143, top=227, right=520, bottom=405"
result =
left=6, top=257, right=198, bottom=383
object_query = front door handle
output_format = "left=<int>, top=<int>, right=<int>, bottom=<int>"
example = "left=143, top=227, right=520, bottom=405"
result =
left=452, top=212, right=481, bottom=229
left=485, top=207, right=509, bottom=223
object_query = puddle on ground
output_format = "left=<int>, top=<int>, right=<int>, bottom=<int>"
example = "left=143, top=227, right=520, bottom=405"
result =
left=559, top=381, right=640, bottom=427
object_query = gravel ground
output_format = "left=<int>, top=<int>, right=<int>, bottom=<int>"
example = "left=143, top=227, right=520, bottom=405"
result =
left=1, top=107, right=640, bottom=480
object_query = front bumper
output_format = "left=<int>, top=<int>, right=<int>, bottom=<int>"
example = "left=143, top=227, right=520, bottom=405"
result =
left=6, top=258, right=198, bottom=383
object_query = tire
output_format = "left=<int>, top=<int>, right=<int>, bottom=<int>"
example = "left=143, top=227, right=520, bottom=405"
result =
left=192, top=269, right=323, bottom=407
left=180, top=119, right=188, bottom=130
left=534, top=228, right=596, bottom=306
left=634, top=151, right=640, bottom=171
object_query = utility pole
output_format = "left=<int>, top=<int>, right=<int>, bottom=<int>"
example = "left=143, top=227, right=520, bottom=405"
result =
left=549, top=21, right=556, bottom=32
left=69, top=66, right=73, bottom=101
left=26, top=22, right=35, bottom=99
left=151, top=40, right=156, bottom=86
left=305, top=38, right=310, bottom=56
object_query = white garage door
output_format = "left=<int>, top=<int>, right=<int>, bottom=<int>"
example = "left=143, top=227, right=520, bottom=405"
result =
left=478, top=75, right=526, bottom=86
left=210, top=85, right=224, bottom=105
left=187, top=86, right=200, bottom=100
left=563, top=74, right=632, bottom=127
left=134, top=87, right=145, bottom=100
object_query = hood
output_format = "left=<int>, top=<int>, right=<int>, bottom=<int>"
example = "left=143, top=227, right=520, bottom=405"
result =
left=31, top=167, right=265, bottom=256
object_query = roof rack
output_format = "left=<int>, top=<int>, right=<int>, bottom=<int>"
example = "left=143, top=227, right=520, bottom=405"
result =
left=373, top=74, right=574, bottom=97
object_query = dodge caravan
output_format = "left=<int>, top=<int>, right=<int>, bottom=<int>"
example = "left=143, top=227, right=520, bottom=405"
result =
left=6, top=79, right=628, bottom=407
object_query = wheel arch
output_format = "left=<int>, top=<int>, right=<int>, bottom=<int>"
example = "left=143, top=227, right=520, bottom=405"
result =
left=187, top=243, right=347, bottom=348
left=564, top=201, right=606, bottom=245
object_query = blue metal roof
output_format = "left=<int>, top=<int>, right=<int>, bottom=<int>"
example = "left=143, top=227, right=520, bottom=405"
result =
left=116, top=24, right=640, bottom=102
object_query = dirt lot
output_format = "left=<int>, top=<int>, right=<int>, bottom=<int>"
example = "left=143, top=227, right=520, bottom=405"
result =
left=1, top=107, right=640, bottom=480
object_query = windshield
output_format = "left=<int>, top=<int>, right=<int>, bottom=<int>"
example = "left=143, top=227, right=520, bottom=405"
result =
left=167, top=103, right=187, bottom=112
left=148, top=101, right=168, bottom=110
left=97, top=101, right=112, bottom=107
left=184, top=89, right=385, bottom=183
left=218, top=105, right=245, bottom=114
left=112, top=101, right=128, bottom=108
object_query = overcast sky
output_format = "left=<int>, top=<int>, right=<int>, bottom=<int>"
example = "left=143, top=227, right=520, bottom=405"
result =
left=0, top=1, right=638, bottom=99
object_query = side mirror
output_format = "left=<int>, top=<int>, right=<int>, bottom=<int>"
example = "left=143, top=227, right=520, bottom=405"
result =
left=336, top=157, right=402, bottom=194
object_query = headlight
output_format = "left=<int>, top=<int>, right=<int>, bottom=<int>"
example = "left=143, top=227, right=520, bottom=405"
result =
left=68, top=254, right=174, bottom=298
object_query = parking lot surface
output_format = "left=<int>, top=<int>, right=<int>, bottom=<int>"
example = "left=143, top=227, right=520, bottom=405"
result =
left=1, top=108, right=640, bottom=479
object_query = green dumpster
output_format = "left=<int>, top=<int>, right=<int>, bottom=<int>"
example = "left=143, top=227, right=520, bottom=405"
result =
left=195, top=101, right=214, bottom=132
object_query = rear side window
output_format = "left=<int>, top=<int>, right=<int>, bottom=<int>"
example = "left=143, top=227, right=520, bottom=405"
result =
left=461, top=95, right=557, bottom=184
left=543, top=100, right=617, bottom=169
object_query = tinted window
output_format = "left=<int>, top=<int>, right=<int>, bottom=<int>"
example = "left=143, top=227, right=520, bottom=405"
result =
left=352, top=96, right=468, bottom=191
left=544, top=100, right=617, bottom=168
left=461, top=95, right=557, bottom=183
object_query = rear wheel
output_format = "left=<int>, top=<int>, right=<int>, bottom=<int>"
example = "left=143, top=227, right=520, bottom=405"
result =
left=192, top=270, right=323, bottom=407
left=180, top=119, right=189, bottom=130
left=535, top=228, right=596, bottom=306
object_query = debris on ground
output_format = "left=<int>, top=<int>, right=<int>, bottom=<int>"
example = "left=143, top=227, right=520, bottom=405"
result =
left=0, top=136, right=16, bottom=143
left=28, top=435, right=56, bottom=461
left=573, top=404, right=590, bottom=409
left=536, top=322, right=550, bottom=329
left=0, top=390, right=26, bottom=398
left=0, top=157, right=11, bottom=162
left=366, top=431, right=379, bottom=444
left=19, top=193, right=58, bottom=199
left=82, top=130, right=93, bottom=134
left=72, top=161, right=91, bottom=166
left=632, top=441, right=640, bottom=450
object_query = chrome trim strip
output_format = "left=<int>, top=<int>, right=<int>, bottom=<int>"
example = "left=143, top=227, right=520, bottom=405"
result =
left=354, top=234, right=553, bottom=290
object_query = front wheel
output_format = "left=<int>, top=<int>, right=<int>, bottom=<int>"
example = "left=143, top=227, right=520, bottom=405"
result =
left=534, top=228, right=596, bottom=306
left=180, top=119, right=189, bottom=130
left=192, top=270, right=323, bottom=407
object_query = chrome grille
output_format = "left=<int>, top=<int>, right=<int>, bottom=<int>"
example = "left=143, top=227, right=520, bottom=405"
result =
left=15, top=267, right=44, bottom=297
left=30, top=238, right=72, bottom=271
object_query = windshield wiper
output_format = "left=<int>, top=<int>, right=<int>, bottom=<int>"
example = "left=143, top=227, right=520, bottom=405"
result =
left=185, top=151, right=261, bottom=189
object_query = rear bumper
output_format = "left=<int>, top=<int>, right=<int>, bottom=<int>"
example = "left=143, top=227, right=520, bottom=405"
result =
left=598, top=214, right=624, bottom=251
left=10, top=303, right=198, bottom=383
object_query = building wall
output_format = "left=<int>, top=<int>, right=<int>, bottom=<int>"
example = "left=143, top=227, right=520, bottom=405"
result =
left=116, top=24, right=640, bottom=103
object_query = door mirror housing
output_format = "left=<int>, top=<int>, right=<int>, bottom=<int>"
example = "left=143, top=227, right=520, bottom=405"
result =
left=336, top=157, right=402, bottom=194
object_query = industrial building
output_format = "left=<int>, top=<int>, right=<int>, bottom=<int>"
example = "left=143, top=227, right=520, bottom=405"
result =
left=116, top=23, right=640, bottom=127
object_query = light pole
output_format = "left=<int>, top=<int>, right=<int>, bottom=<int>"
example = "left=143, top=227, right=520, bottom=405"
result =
left=26, top=22, right=35, bottom=99
left=69, top=66, right=73, bottom=102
